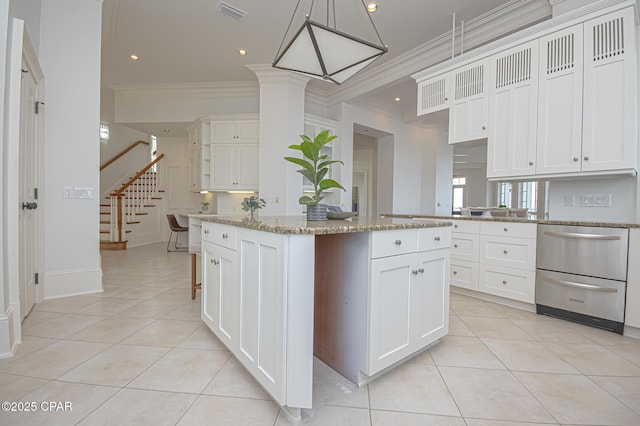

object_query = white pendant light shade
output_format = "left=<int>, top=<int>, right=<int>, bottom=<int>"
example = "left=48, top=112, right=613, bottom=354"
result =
left=273, top=1, right=387, bottom=85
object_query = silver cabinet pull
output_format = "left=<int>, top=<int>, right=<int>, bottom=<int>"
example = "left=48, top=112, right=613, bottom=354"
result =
left=434, top=236, right=440, bottom=241
left=502, top=280, right=507, bottom=285
left=543, top=276, right=618, bottom=292
left=573, top=157, right=579, bottom=162
left=454, top=224, right=458, bottom=228
left=543, top=231, right=620, bottom=241
left=394, top=240, right=402, bottom=246
left=454, top=244, right=458, bottom=248
left=503, top=250, right=508, bottom=254
left=584, top=156, right=590, bottom=161
left=453, top=270, right=458, bottom=275
left=411, top=270, right=418, bottom=275
left=418, top=268, right=424, bottom=273
left=503, top=227, right=508, bottom=232
left=529, top=161, right=534, bottom=166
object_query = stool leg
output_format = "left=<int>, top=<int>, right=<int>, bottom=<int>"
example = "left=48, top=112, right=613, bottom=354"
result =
left=191, top=253, right=197, bottom=300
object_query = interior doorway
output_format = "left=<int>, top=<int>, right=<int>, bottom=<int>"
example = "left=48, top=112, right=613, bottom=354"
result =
left=18, top=30, right=44, bottom=320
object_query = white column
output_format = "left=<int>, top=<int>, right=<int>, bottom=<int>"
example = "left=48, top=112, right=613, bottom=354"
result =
left=247, top=65, right=309, bottom=216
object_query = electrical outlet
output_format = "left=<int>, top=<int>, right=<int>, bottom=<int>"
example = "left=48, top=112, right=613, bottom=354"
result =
left=581, top=194, right=611, bottom=207
left=564, top=195, right=575, bottom=206
left=63, top=187, right=73, bottom=199
left=74, top=187, right=95, bottom=199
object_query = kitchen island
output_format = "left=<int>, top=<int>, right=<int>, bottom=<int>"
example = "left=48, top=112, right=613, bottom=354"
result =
left=198, top=215, right=452, bottom=421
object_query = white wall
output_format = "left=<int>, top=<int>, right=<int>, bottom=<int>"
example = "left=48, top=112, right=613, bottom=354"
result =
left=100, top=87, right=150, bottom=197
left=454, top=166, right=490, bottom=208
left=0, top=0, right=10, bottom=357
left=8, top=0, right=40, bottom=53
left=421, top=128, right=453, bottom=216
left=40, top=0, right=103, bottom=298
left=547, top=177, right=637, bottom=223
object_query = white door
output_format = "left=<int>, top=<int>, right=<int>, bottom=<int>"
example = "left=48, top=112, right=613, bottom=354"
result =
left=18, top=56, right=42, bottom=320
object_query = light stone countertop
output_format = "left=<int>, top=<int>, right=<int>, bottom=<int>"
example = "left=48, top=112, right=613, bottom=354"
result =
left=200, top=215, right=453, bottom=235
left=383, top=214, right=640, bottom=229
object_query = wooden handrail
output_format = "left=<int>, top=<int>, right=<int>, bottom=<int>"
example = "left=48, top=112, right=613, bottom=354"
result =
left=113, top=153, right=165, bottom=196
left=100, top=140, right=149, bottom=171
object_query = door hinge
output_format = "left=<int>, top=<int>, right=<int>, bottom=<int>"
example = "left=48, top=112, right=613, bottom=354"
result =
left=34, top=188, right=38, bottom=200
left=35, top=272, right=39, bottom=285
left=35, top=101, right=45, bottom=114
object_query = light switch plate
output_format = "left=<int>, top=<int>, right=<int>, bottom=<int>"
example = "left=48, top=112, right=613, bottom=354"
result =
left=63, top=187, right=73, bottom=199
left=564, top=195, right=575, bottom=206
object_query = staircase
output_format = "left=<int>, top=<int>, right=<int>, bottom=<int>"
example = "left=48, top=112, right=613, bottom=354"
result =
left=100, top=142, right=166, bottom=250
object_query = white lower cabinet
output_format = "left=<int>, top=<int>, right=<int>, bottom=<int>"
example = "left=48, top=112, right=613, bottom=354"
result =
left=625, top=229, right=640, bottom=331
left=368, top=238, right=449, bottom=376
left=450, top=220, right=536, bottom=304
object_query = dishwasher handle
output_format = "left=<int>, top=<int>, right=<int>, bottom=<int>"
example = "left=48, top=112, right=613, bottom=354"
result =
left=542, top=276, right=618, bottom=293
left=543, top=231, right=621, bottom=241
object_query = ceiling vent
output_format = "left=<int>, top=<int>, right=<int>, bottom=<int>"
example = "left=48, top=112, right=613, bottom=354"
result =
left=217, top=1, right=247, bottom=20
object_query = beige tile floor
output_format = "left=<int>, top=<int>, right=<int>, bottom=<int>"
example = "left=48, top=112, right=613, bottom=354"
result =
left=1, top=242, right=640, bottom=425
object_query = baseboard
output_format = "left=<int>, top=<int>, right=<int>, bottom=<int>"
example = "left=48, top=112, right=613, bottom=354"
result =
left=0, top=305, right=17, bottom=359
left=127, top=233, right=163, bottom=248
left=451, top=286, right=537, bottom=313
left=43, top=268, right=103, bottom=300
left=623, top=325, right=640, bottom=339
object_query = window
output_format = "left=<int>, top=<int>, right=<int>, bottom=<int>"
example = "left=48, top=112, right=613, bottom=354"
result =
left=497, top=182, right=512, bottom=208
left=452, top=177, right=466, bottom=212
left=518, top=181, right=538, bottom=213
left=150, top=135, right=158, bottom=172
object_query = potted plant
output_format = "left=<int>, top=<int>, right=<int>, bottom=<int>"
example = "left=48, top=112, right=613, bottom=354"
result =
left=284, top=130, right=345, bottom=221
left=241, top=195, right=266, bottom=219
left=200, top=201, right=209, bottom=212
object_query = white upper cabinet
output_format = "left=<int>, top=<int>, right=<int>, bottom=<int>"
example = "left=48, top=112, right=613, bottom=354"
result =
left=449, top=60, right=489, bottom=144
left=187, top=121, right=211, bottom=192
left=536, top=25, right=584, bottom=175
left=210, top=119, right=260, bottom=191
left=582, top=8, right=637, bottom=172
left=487, top=40, right=539, bottom=178
left=417, top=73, right=451, bottom=116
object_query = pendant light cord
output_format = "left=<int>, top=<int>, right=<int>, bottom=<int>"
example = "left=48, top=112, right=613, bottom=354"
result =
left=359, top=0, right=386, bottom=47
left=274, top=0, right=304, bottom=60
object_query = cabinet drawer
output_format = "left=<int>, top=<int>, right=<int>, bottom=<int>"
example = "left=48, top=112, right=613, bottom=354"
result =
left=479, top=265, right=535, bottom=303
left=371, top=229, right=417, bottom=259
left=418, top=227, right=451, bottom=251
left=480, top=235, right=536, bottom=270
left=480, top=221, right=536, bottom=239
left=451, top=219, right=480, bottom=234
left=450, top=260, right=479, bottom=291
left=202, top=222, right=237, bottom=250
left=451, top=234, right=479, bottom=262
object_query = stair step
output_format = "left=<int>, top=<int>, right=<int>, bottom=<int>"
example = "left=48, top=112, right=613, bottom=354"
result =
left=100, top=230, right=131, bottom=234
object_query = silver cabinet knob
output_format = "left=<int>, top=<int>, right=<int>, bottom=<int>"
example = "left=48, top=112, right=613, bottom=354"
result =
left=503, top=227, right=508, bottom=232
left=503, top=250, right=508, bottom=254
left=529, top=161, right=534, bottom=166
left=434, top=236, right=441, bottom=241
left=454, top=244, right=458, bottom=248
left=482, top=126, right=486, bottom=130
left=444, top=97, right=448, bottom=101
left=418, top=268, right=424, bottom=274
left=394, top=240, right=402, bottom=246
left=412, top=270, right=419, bottom=275
left=573, top=157, right=579, bottom=162
left=210, top=258, right=214, bottom=264
left=453, top=270, right=458, bottom=275
left=502, top=280, right=507, bottom=285
left=584, top=156, right=590, bottom=161
left=454, top=224, right=458, bottom=228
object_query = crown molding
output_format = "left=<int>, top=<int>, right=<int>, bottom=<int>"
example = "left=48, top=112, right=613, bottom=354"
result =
left=324, top=0, right=552, bottom=106
left=246, top=64, right=310, bottom=87
left=111, top=81, right=259, bottom=99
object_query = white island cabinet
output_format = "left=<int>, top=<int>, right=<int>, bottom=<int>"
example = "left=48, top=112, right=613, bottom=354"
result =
left=200, top=216, right=452, bottom=421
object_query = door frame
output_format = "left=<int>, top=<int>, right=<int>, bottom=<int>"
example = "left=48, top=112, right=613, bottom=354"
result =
left=1, top=19, right=44, bottom=356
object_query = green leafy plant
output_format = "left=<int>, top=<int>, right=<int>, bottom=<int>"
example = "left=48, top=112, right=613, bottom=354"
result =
left=241, top=196, right=266, bottom=217
left=284, top=130, right=345, bottom=205
left=200, top=201, right=209, bottom=211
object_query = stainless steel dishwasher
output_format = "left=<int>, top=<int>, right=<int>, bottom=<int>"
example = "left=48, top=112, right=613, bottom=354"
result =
left=536, top=224, right=629, bottom=334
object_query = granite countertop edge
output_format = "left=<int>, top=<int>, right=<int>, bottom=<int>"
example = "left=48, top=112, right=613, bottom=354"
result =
left=382, top=214, right=640, bottom=229
left=200, top=215, right=453, bottom=235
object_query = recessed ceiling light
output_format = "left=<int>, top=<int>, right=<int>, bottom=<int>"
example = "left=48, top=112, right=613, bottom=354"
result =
left=238, top=49, right=247, bottom=56
left=394, top=97, right=401, bottom=102
left=367, top=3, right=378, bottom=12
left=129, top=54, right=139, bottom=61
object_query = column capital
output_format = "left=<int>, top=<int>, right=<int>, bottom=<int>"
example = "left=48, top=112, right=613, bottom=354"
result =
left=246, top=64, right=310, bottom=88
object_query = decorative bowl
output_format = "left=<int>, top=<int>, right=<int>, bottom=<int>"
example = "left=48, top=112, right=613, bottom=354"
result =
left=327, top=212, right=357, bottom=220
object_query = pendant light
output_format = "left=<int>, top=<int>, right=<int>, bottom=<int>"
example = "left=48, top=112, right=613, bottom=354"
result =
left=272, top=0, right=388, bottom=85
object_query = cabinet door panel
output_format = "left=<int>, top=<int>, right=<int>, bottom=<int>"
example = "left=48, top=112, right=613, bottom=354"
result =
left=537, top=25, right=583, bottom=174
left=211, top=122, right=236, bottom=143
left=449, top=61, right=489, bottom=143
left=236, top=121, right=259, bottom=143
left=201, top=242, right=217, bottom=331
left=583, top=8, right=637, bottom=172
left=218, top=247, right=238, bottom=350
left=369, top=255, right=413, bottom=374
left=236, top=144, right=259, bottom=189
left=417, top=73, right=451, bottom=115
left=451, top=260, right=479, bottom=291
left=413, top=250, right=449, bottom=347
left=211, top=144, right=235, bottom=188
left=237, top=232, right=286, bottom=403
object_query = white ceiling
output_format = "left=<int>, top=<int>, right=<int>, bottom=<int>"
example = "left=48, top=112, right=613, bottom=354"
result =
left=100, top=0, right=522, bottom=135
